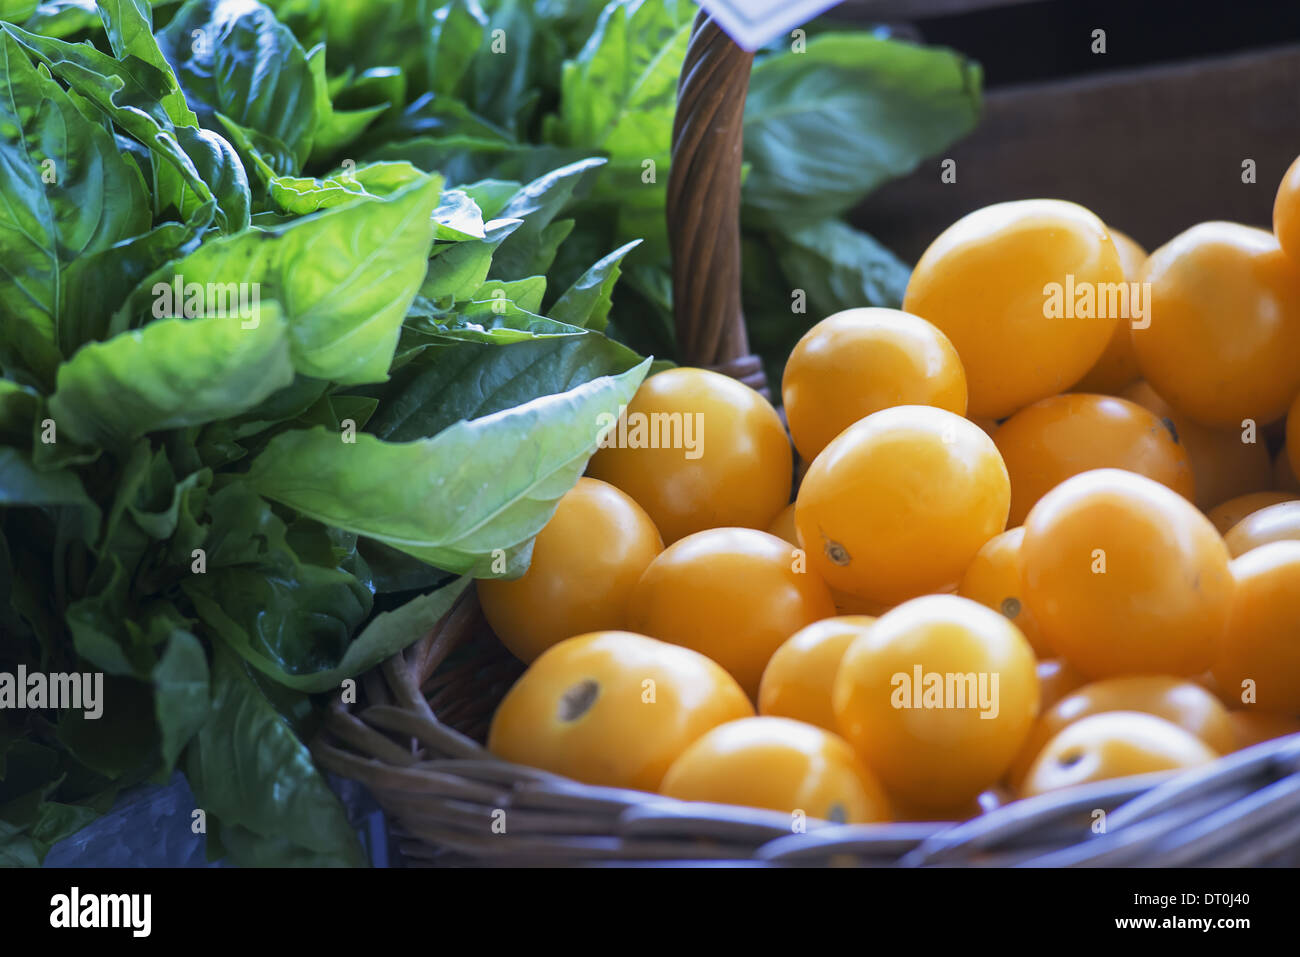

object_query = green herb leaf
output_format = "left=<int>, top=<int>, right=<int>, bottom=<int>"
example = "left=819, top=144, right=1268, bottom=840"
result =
left=265, top=161, right=431, bottom=216
left=743, top=33, right=982, bottom=226
left=3, top=23, right=252, bottom=232
left=0, top=31, right=151, bottom=388
left=117, top=175, right=444, bottom=384
left=489, top=157, right=605, bottom=279
left=772, top=218, right=911, bottom=315
left=248, top=358, right=650, bottom=575
left=185, top=644, right=366, bottom=867
left=48, top=308, right=296, bottom=451
left=371, top=332, right=646, bottom=441
left=157, top=0, right=321, bottom=169
left=549, top=239, right=641, bottom=331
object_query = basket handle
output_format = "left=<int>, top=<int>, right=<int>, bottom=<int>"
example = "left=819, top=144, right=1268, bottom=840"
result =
left=667, top=11, right=768, bottom=396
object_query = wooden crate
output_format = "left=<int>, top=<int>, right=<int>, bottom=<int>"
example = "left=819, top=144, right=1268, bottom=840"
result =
left=838, top=0, right=1300, bottom=260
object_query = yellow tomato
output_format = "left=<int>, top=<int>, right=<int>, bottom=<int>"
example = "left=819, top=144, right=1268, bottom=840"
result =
left=1289, top=392, right=1300, bottom=478
left=1228, top=710, right=1300, bottom=751
left=1193, top=670, right=1243, bottom=710
left=758, top=616, right=876, bottom=731
left=1213, top=541, right=1300, bottom=715
left=957, top=527, right=1049, bottom=657
left=902, top=199, right=1124, bottom=419
left=586, top=367, right=791, bottom=543
left=1020, top=711, right=1218, bottom=797
left=1006, top=675, right=1236, bottom=788
left=1122, top=380, right=1273, bottom=510
left=1132, top=222, right=1300, bottom=428
left=627, top=527, right=835, bottom=697
left=995, top=392, right=1195, bottom=525
left=831, top=590, right=893, bottom=617
left=1207, top=490, right=1300, bottom=534
left=1072, top=228, right=1148, bottom=394
left=1020, top=469, right=1232, bottom=678
left=660, top=716, right=891, bottom=824
left=887, top=792, right=984, bottom=823
left=1277, top=441, right=1300, bottom=493
left=487, top=631, right=753, bottom=791
left=1224, top=501, right=1300, bottom=557
left=1273, top=153, right=1300, bottom=264
left=781, top=307, right=967, bottom=462
left=1037, top=658, right=1089, bottom=712
left=796, top=405, right=1010, bottom=605
left=832, top=594, right=1038, bottom=809
left=765, top=502, right=799, bottom=547
left=477, top=478, right=663, bottom=662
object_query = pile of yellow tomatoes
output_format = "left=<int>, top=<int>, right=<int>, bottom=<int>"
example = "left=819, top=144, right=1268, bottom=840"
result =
left=474, top=155, right=1300, bottom=826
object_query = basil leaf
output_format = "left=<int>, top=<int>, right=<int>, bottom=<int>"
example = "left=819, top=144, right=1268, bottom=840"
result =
left=157, top=0, right=320, bottom=169
left=49, top=308, right=295, bottom=451
left=117, top=175, right=444, bottom=384
left=247, top=358, right=649, bottom=575
left=549, top=239, right=641, bottom=331
left=0, top=31, right=151, bottom=387
left=743, top=33, right=982, bottom=226
left=186, top=644, right=366, bottom=868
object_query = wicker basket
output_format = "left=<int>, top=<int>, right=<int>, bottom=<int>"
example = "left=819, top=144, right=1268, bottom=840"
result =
left=313, top=12, right=1300, bottom=867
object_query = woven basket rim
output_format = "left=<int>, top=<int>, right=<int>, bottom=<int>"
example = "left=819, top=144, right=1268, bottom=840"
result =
left=316, top=584, right=1300, bottom=867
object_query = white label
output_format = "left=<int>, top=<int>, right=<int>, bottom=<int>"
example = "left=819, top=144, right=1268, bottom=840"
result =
left=697, top=0, right=843, bottom=51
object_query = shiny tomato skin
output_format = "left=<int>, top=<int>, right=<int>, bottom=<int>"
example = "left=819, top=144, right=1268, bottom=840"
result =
left=660, top=716, right=891, bottom=824
left=765, top=502, right=799, bottom=547
left=1036, top=658, right=1089, bottom=712
left=1207, top=490, right=1300, bottom=534
left=1132, top=222, right=1300, bottom=428
left=627, top=527, right=836, bottom=698
left=1072, top=228, right=1148, bottom=394
left=796, top=405, right=1010, bottom=605
left=832, top=594, right=1038, bottom=809
left=1213, top=542, right=1300, bottom=715
left=477, top=478, right=663, bottom=662
left=1006, top=675, right=1235, bottom=788
left=1122, top=380, right=1273, bottom=511
left=758, top=616, right=876, bottom=731
left=586, top=367, right=791, bottom=544
left=1224, top=501, right=1300, bottom=557
left=994, top=392, right=1195, bottom=526
left=957, top=527, right=1049, bottom=657
left=903, top=199, right=1124, bottom=419
left=1021, top=711, right=1218, bottom=797
left=782, top=307, right=967, bottom=462
left=1020, top=469, right=1232, bottom=679
left=1273, top=153, right=1300, bottom=264
left=488, top=631, right=753, bottom=792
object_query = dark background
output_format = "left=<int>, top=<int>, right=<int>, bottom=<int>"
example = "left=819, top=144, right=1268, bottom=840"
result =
left=834, top=0, right=1300, bottom=259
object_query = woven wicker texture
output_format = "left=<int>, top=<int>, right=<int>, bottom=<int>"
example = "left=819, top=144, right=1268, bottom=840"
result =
left=317, top=13, right=1300, bottom=867
left=666, top=12, right=767, bottom=396
left=314, top=588, right=1300, bottom=866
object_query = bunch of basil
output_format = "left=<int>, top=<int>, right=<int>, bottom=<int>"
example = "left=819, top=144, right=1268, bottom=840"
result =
left=0, top=0, right=979, bottom=866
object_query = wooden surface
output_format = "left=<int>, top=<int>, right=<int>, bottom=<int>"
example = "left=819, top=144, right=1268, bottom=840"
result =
left=849, top=44, right=1300, bottom=262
